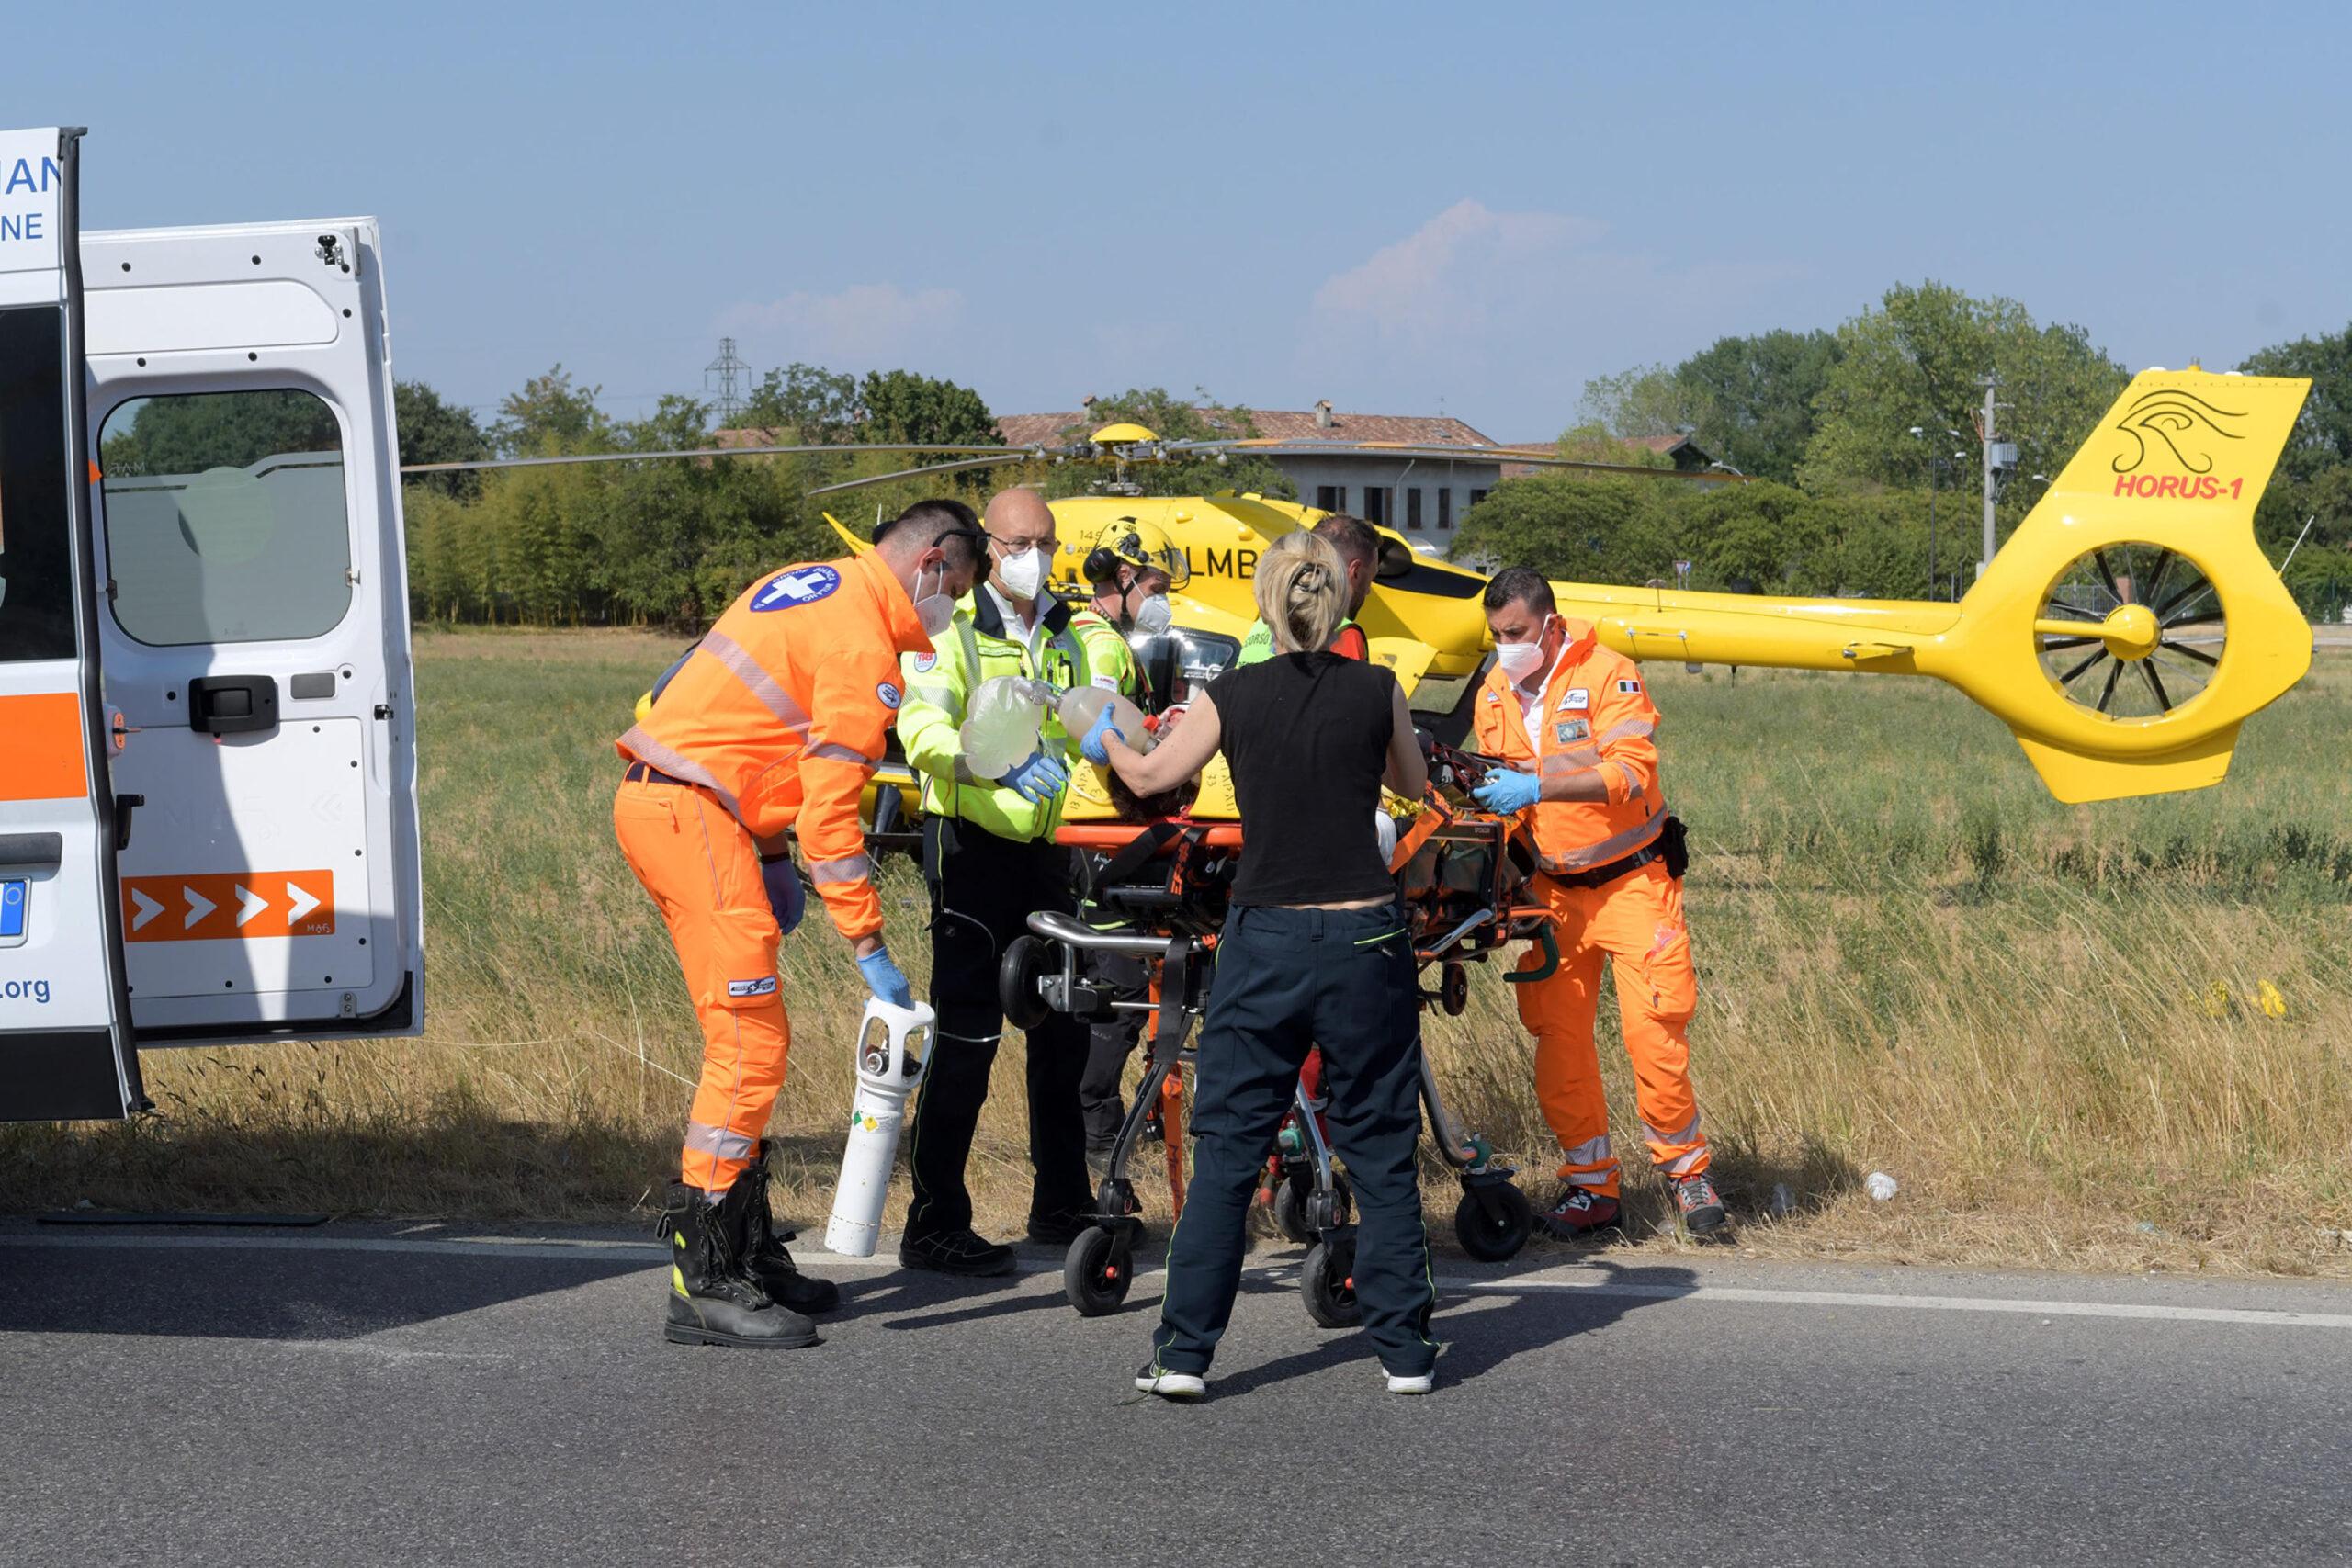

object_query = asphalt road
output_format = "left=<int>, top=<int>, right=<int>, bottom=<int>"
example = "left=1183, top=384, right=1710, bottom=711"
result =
left=4, top=1221, right=2347, bottom=1568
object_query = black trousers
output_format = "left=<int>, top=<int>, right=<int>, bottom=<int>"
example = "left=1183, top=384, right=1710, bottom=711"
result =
left=1149, top=901, right=1439, bottom=1378
left=905, top=818, right=1093, bottom=1240
left=1079, top=950, right=1150, bottom=1156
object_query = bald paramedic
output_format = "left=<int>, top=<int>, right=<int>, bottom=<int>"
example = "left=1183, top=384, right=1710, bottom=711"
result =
left=1469, top=567, right=1727, bottom=1242
left=895, top=488, right=1131, bottom=1276
left=616, top=501, right=982, bottom=1348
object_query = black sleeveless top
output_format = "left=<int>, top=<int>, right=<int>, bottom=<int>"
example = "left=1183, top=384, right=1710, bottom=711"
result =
left=1208, top=651, right=1398, bottom=907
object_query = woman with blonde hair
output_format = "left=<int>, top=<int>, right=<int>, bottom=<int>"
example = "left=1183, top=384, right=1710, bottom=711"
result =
left=1075, top=530, right=1439, bottom=1397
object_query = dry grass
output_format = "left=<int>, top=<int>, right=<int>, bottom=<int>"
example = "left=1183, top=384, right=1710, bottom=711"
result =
left=6, top=626, right=2349, bottom=1278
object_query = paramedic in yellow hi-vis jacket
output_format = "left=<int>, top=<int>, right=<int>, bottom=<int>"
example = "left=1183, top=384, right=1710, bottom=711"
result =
left=1468, top=567, right=1728, bottom=1243
left=895, top=489, right=1132, bottom=1276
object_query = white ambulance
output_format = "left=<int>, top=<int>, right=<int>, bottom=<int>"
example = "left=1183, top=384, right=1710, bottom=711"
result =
left=0, top=126, right=423, bottom=1121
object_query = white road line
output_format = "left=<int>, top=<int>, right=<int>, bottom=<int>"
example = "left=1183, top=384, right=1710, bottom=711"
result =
left=9, top=1231, right=2352, bottom=1330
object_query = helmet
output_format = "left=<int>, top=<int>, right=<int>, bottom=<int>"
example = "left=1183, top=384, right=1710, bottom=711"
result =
left=1082, top=516, right=1190, bottom=590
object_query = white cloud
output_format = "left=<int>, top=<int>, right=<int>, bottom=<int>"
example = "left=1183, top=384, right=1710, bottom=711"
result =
left=1303, top=199, right=1807, bottom=431
left=721, top=283, right=964, bottom=365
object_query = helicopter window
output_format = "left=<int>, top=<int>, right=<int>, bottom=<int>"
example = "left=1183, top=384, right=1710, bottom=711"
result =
left=1134, top=626, right=1240, bottom=716
left=0, top=305, right=76, bottom=663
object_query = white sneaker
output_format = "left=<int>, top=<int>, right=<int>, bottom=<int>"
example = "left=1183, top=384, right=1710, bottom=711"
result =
left=1385, top=1371, right=1435, bottom=1395
left=1135, top=1367, right=1206, bottom=1400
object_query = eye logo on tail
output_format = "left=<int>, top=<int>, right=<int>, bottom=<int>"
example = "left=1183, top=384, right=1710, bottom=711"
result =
left=2109, top=389, right=2245, bottom=475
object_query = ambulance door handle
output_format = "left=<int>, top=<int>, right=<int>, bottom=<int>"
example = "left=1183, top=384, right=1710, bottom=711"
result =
left=187, top=675, right=279, bottom=736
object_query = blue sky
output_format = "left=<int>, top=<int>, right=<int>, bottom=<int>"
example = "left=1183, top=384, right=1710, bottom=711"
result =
left=21, top=1, right=2349, bottom=440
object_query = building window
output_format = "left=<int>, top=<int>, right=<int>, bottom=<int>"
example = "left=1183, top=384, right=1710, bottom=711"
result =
left=1438, top=489, right=1453, bottom=531
left=1362, top=486, right=1389, bottom=526
left=1315, top=484, right=1344, bottom=513
left=1405, top=488, right=1424, bottom=531
left=1469, top=488, right=1490, bottom=510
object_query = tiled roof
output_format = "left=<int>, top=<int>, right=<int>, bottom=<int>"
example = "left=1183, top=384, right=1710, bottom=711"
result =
left=994, top=408, right=1502, bottom=449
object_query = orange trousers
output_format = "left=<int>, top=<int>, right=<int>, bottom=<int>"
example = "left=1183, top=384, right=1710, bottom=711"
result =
left=615, top=778, right=792, bottom=1192
left=1512, top=860, right=1707, bottom=1196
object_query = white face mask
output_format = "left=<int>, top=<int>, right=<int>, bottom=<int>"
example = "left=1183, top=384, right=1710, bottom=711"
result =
left=911, top=560, right=956, bottom=637
left=1131, top=592, right=1174, bottom=637
left=1494, top=637, right=1548, bottom=684
left=993, top=543, right=1046, bottom=602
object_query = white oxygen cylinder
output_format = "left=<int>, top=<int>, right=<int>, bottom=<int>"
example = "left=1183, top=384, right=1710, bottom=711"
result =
left=824, top=998, right=935, bottom=1258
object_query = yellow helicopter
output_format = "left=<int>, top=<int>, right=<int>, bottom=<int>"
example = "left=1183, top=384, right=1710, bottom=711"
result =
left=503, top=366, right=2312, bottom=814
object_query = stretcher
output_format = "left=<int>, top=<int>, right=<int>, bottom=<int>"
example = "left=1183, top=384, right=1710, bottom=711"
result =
left=998, top=778, right=1558, bottom=1324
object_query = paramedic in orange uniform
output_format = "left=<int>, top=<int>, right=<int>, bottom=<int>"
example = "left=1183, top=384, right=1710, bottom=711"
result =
left=1469, top=568, right=1727, bottom=1242
left=616, top=501, right=982, bottom=1348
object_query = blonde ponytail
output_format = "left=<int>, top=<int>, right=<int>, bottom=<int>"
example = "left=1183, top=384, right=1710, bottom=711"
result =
left=1254, top=531, right=1348, bottom=654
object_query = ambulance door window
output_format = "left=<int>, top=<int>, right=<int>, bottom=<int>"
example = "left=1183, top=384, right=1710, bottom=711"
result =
left=96, top=390, right=351, bottom=646
left=0, top=306, right=74, bottom=662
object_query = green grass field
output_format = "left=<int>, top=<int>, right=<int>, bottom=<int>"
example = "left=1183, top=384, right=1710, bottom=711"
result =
left=7, top=627, right=2349, bottom=1276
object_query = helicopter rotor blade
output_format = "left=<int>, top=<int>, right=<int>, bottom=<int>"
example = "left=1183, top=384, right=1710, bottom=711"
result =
left=399, top=442, right=1042, bottom=477
left=806, top=453, right=1050, bottom=497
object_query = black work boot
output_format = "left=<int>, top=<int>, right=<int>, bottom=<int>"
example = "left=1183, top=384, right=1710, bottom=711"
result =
left=899, top=1226, right=1018, bottom=1277
left=740, top=1142, right=842, bottom=1314
left=659, top=1181, right=820, bottom=1348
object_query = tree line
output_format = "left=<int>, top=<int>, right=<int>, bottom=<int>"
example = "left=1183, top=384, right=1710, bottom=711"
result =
left=394, top=367, right=1290, bottom=626
left=1464, top=281, right=2352, bottom=617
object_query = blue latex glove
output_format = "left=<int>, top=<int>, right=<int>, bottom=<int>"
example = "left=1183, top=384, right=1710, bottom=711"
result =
left=760, top=855, right=805, bottom=937
left=1471, top=768, right=1544, bottom=814
left=1079, top=705, right=1125, bottom=764
left=856, top=947, right=913, bottom=1010
left=1001, top=748, right=1069, bottom=804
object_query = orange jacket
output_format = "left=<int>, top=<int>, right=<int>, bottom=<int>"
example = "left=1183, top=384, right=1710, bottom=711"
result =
left=618, top=551, right=931, bottom=941
left=1471, top=620, right=1668, bottom=876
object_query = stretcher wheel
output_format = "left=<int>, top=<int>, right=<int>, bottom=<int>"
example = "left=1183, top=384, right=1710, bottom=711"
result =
left=1440, top=963, right=1469, bottom=1017
left=1064, top=1225, right=1133, bottom=1317
left=1453, top=1181, right=1532, bottom=1262
left=1301, top=1236, right=1361, bottom=1329
left=1272, top=1169, right=1353, bottom=1246
left=1000, top=936, right=1052, bottom=1031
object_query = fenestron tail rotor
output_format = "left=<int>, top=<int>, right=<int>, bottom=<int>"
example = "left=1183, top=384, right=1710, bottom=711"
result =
left=2034, top=543, right=2225, bottom=720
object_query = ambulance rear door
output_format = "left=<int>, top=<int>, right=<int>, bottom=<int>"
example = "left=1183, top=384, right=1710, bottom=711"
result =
left=80, top=214, right=424, bottom=1046
left=0, top=128, right=144, bottom=1120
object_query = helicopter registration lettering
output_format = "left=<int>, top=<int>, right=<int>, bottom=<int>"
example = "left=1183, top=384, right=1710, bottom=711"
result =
left=1188, top=546, right=1260, bottom=580
left=2113, top=474, right=2242, bottom=501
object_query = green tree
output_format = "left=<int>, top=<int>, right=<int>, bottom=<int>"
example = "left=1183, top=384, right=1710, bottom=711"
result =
left=1672, top=328, right=1843, bottom=483
left=99, top=389, right=340, bottom=478
left=1802, top=281, right=2127, bottom=500
left=857, top=369, right=1001, bottom=448
left=739, top=362, right=862, bottom=443
left=1453, top=476, right=1679, bottom=584
left=393, top=379, right=491, bottom=497
left=2240, top=324, right=2352, bottom=482
left=1574, top=363, right=1698, bottom=440
left=1555, top=421, right=1673, bottom=468
left=489, top=364, right=612, bottom=457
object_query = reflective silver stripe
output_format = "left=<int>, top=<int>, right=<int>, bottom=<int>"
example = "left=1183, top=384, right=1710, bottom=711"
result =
left=1662, top=1147, right=1709, bottom=1177
left=807, top=853, right=872, bottom=886
left=1564, top=1169, right=1617, bottom=1190
left=805, top=741, right=877, bottom=766
left=684, top=1122, right=757, bottom=1160
left=1536, top=804, right=1667, bottom=873
left=1598, top=718, right=1655, bottom=747
left=619, top=726, right=744, bottom=819
left=700, top=629, right=811, bottom=733
left=957, top=615, right=984, bottom=682
left=1642, top=1111, right=1704, bottom=1146
left=907, top=683, right=961, bottom=716
left=1541, top=750, right=1600, bottom=774
left=935, top=1030, right=1002, bottom=1045
left=1561, top=1135, right=1613, bottom=1166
